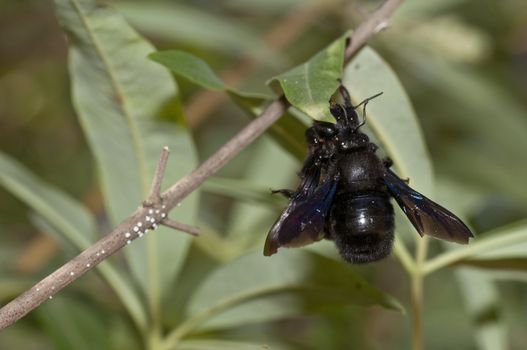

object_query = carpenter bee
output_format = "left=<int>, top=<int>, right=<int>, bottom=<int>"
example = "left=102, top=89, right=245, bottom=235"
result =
left=264, top=84, right=473, bottom=263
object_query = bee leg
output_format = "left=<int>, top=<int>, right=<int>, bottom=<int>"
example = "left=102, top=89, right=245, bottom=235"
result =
left=271, top=189, right=295, bottom=198
left=383, top=158, right=410, bottom=183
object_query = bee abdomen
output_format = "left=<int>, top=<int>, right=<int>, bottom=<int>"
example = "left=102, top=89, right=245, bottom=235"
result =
left=328, top=192, right=394, bottom=263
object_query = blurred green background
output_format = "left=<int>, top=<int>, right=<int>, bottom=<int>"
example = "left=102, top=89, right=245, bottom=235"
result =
left=1, top=0, right=527, bottom=349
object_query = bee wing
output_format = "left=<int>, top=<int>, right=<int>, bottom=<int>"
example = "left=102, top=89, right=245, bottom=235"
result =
left=264, top=178, right=337, bottom=256
left=384, top=169, right=474, bottom=244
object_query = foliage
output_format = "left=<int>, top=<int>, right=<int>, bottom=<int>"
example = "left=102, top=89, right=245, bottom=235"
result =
left=1, top=0, right=527, bottom=349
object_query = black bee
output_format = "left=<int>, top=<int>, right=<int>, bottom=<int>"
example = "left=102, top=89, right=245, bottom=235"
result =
left=264, top=84, right=473, bottom=263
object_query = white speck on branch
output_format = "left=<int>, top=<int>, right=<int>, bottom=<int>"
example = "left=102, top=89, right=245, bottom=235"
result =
left=0, top=0, right=404, bottom=332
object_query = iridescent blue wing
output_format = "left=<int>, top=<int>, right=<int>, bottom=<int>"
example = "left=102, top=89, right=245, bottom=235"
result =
left=384, top=169, right=473, bottom=244
left=264, top=178, right=337, bottom=256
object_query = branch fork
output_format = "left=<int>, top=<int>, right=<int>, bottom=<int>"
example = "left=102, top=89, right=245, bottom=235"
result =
left=0, top=147, right=199, bottom=331
left=142, top=146, right=200, bottom=237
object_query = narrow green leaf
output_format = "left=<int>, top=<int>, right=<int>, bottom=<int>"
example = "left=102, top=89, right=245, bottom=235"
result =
left=454, top=270, right=507, bottom=350
left=178, top=339, right=287, bottom=350
left=150, top=50, right=226, bottom=90
left=424, top=222, right=527, bottom=274
left=178, top=250, right=402, bottom=336
left=0, top=151, right=147, bottom=330
left=456, top=258, right=527, bottom=271
left=116, top=1, right=278, bottom=64
left=36, top=298, right=110, bottom=350
left=224, top=0, right=306, bottom=13
left=429, top=177, right=506, bottom=350
left=0, top=152, right=96, bottom=244
left=453, top=225, right=527, bottom=273
left=268, top=35, right=347, bottom=121
left=396, top=49, right=527, bottom=203
left=54, top=0, right=199, bottom=311
left=151, top=49, right=307, bottom=159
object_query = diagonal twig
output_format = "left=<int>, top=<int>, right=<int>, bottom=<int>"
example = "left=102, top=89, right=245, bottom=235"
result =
left=161, top=218, right=200, bottom=236
left=145, top=146, right=170, bottom=205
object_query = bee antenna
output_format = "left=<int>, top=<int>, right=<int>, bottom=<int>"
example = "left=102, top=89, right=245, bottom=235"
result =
left=353, top=92, right=383, bottom=132
left=353, top=92, right=383, bottom=110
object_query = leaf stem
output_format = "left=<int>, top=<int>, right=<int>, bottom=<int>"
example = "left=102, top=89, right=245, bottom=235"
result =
left=393, top=236, right=416, bottom=274
left=411, top=236, right=428, bottom=350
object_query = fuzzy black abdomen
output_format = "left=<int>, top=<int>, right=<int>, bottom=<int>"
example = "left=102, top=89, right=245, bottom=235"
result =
left=328, top=192, right=394, bottom=263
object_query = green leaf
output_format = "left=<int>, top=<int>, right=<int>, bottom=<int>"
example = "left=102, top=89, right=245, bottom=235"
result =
left=428, top=180, right=507, bottom=350
left=171, top=250, right=401, bottom=340
left=151, top=49, right=307, bottom=159
left=36, top=297, right=111, bottom=350
left=54, top=0, right=199, bottom=311
left=178, top=339, right=287, bottom=350
left=453, top=223, right=527, bottom=273
left=150, top=50, right=226, bottom=90
left=0, top=151, right=147, bottom=330
left=268, top=34, right=347, bottom=121
left=0, top=152, right=96, bottom=244
left=424, top=222, right=527, bottom=274
left=456, top=258, right=527, bottom=271
left=116, top=1, right=277, bottom=64
left=224, top=0, right=306, bottom=13
left=454, top=270, right=507, bottom=350
left=395, top=49, right=527, bottom=203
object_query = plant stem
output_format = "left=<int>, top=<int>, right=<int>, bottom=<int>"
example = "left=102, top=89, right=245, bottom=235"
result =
left=411, top=236, right=429, bottom=350
left=410, top=273, right=423, bottom=350
left=147, top=326, right=163, bottom=350
left=393, top=236, right=416, bottom=274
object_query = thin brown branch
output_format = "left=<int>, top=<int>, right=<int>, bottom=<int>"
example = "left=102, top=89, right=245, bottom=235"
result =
left=161, top=218, right=200, bottom=236
left=162, top=95, right=290, bottom=209
left=0, top=0, right=404, bottom=331
left=145, top=146, right=170, bottom=205
left=344, top=0, right=404, bottom=64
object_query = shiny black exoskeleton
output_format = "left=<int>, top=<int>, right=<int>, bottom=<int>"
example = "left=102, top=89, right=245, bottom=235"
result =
left=264, top=84, right=473, bottom=264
